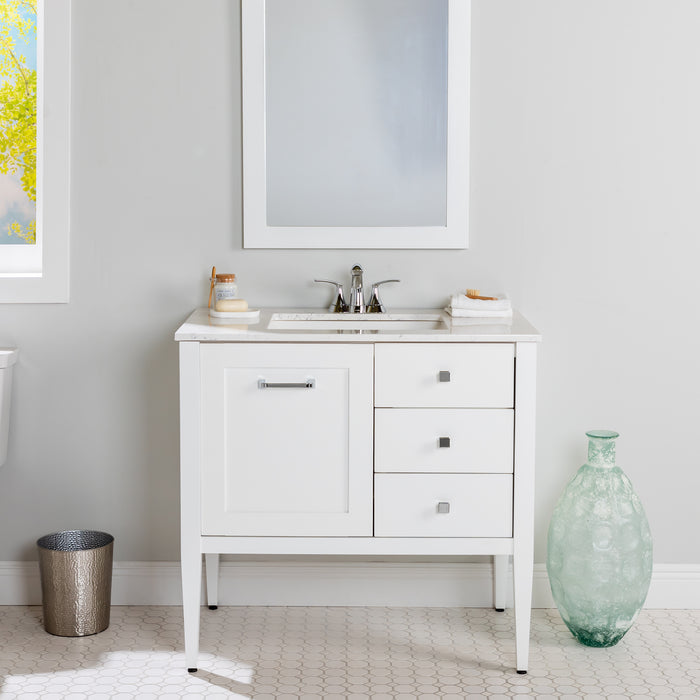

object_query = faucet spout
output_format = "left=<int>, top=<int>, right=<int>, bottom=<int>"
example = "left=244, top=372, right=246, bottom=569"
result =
left=349, top=265, right=365, bottom=313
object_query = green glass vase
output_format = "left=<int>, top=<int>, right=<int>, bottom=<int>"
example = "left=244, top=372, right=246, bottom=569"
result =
left=546, top=430, right=652, bottom=647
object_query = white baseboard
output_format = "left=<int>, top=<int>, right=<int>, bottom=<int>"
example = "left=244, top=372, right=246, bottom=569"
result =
left=1, top=560, right=698, bottom=608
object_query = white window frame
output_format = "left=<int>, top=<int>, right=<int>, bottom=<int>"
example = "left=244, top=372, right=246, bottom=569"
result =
left=0, top=0, right=70, bottom=303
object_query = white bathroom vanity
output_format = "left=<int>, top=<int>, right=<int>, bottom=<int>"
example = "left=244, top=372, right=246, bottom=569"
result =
left=175, top=308, right=540, bottom=673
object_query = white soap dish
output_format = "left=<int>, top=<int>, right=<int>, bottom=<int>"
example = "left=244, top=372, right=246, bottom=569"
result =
left=209, top=308, right=260, bottom=322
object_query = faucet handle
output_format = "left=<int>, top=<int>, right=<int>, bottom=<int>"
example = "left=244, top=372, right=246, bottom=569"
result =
left=314, top=279, right=348, bottom=313
left=366, top=279, right=400, bottom=313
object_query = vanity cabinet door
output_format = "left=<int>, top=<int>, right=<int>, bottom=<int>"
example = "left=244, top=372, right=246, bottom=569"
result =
left=200, top=343, right=374, bottom=536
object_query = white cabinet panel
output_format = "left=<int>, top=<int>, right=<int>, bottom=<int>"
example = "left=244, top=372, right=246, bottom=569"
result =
left=374, top=473, right=513, bottom=537
left=375, top=408, right=513, bottom=473
left=374, top=343, right=514, bottom=407
left=200, top=344, right=373, bottom=536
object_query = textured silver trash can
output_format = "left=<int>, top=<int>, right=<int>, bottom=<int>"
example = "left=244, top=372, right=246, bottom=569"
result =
left=37, top=530, right=114, bottom=637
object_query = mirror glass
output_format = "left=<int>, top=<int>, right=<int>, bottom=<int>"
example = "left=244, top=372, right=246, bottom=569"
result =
left=265, top=0, right=447, bottom=227
left=242, top=0, right=470, bottom=248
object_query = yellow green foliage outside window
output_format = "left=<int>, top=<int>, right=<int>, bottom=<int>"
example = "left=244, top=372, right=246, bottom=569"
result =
left=0, top=0, right=37, bottom=245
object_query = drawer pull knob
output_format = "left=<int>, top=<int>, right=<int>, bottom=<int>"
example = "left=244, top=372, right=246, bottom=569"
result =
left=437, top=502, right=451, bottom=514
left=258, top=379, right=315, bottom=389
left=438, top=370, right=451, bottom=382
left=438, top=436, right=451, bottom=448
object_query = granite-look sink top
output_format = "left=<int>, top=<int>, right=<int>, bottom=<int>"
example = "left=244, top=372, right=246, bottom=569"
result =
left=266, top=311, right=447, bottom=331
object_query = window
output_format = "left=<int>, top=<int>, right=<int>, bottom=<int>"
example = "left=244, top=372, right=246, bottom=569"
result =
left=0, top=0, right=70, bottom=303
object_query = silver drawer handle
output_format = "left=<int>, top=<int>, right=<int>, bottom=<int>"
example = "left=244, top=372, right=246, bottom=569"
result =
left=258, top=379, right=315, bottom=389
left=438, top=370, right=451, bottom=382
left=438, top=437, right=451, bottom=448
left=437, top=502, right=450, bottom=514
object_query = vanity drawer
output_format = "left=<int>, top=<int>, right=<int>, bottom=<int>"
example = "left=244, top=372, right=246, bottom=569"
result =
left=374, top=343, right=514, bottom=408
left=374, top=408, right=513, bottom=473
left=374, top=474, right=513, bottom=537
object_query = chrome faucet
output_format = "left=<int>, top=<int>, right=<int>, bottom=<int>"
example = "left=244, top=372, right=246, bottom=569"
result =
left=349, top=265, right=365, bottom=313
left=315, top=266, right=400, bottom=313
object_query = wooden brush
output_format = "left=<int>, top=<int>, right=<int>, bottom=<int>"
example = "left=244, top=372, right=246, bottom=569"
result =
left=208, top=266, right=216, bottom=308
left=466, top=288, right=498, bottom=301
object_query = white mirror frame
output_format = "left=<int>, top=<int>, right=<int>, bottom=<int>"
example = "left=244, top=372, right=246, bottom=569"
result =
left=242, top=0, right=470, bottom=249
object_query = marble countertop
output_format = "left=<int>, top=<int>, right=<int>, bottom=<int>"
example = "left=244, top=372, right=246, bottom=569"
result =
left=174, top=308, right=541, bottom=343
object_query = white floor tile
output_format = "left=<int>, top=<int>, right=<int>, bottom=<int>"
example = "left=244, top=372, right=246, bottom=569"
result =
left=1, top=607, right=699, bottom=697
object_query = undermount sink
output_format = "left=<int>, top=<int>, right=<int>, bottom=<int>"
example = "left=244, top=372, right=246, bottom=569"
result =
left=267, top=311, right=447, bottom=331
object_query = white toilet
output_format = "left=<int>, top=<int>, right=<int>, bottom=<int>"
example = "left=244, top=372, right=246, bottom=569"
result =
left=0, top=349, right=18, bottom=467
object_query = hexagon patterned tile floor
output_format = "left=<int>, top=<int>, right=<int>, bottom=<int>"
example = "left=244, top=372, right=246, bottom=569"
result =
left=1, top=606, right=699, bottom=699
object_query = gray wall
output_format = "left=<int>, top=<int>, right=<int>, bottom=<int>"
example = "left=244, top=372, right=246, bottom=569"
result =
left=0, top=0, right=698, bottom=565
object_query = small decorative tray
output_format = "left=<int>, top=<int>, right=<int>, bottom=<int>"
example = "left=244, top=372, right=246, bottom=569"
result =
left=208, top=308, right=260, bottom=322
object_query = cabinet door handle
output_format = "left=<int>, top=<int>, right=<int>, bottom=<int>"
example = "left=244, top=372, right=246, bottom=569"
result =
left=437, top=502, right=451, bottom=514
left=438, top=437, right=451, bottom=448
left=438, top=370, right=451, bottom=382
left=258, top=379, right=316, bottom=389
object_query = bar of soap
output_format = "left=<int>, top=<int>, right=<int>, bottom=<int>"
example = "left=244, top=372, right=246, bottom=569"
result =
left=215, top=298, right=248, bottom=312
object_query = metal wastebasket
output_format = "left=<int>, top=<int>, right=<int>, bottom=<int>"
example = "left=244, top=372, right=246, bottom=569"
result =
left=37, top=530, right=114, bottom=636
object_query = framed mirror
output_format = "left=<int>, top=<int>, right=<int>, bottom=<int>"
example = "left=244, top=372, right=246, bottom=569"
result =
left=242, top=0, right=470, bottom=249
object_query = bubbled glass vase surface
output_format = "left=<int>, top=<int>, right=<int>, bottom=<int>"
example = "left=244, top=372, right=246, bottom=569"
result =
left=546, top=430, right=652, bottom=647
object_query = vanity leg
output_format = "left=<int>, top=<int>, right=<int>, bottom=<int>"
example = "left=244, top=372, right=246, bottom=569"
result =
left=512, top=341, right=537, bottom=674
left=493, top=554, right=508, bottom=612
left=513, top=545, right=533, bottom=674
left=180, top=342, right=204, bottom=672
left=205, top=553, right=220, bottom=609
left=182, top=549, right=202, bottom=673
